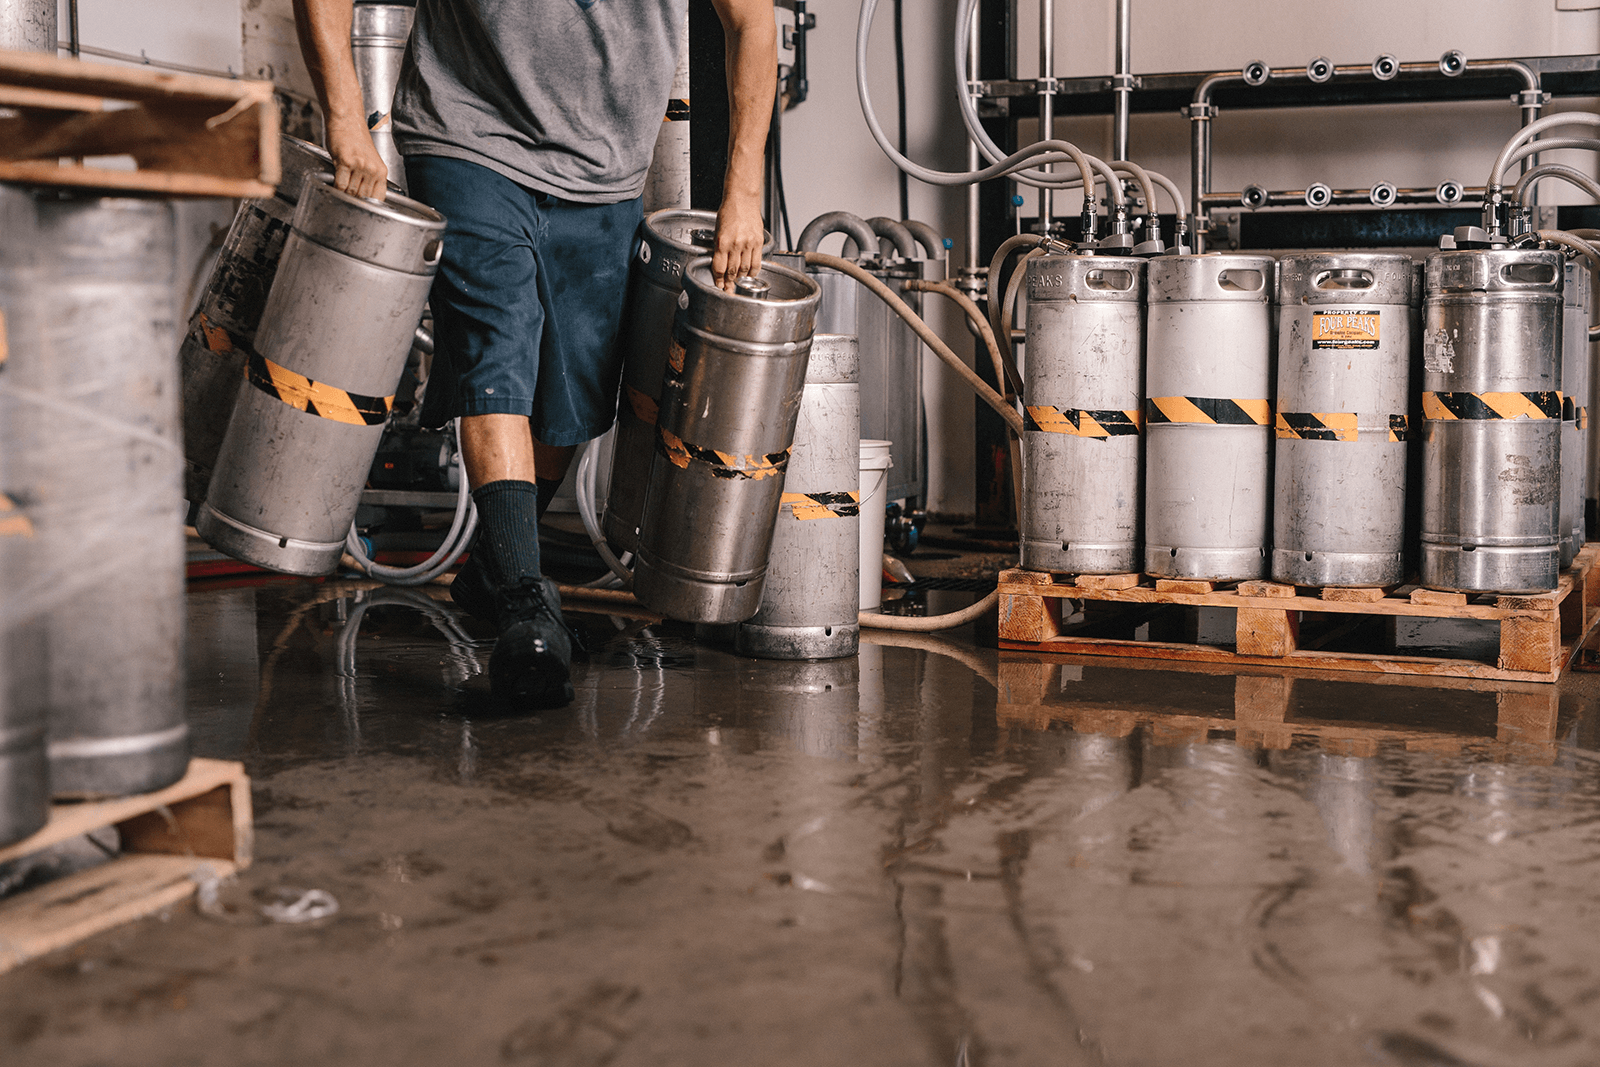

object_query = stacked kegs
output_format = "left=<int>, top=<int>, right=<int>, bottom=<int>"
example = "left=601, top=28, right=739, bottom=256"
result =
left=1272, top=254, right=1416, bottom=587
left=181, top=136, right=346, bottom=510
left=736, top=333, right=861, bottom=660
left=1561, top=260, right=1590, bottom=568
left=1020, top=251, right=1146, bottom=574
left=634, top=260, right=821, bottom=623
left=197, top=176, right=445, bottom=575
left=1144, top=255, right=1276, bottom=580
left=604, top=210, right=771, bottom=553
left=0, top=188, right=189, bottom=800
left=1420, top=248, right=1563, bottom=593
left=351, top=2, right=416, bottom=193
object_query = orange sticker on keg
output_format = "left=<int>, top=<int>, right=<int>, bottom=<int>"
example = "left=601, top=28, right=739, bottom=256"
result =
left=667, top=339, right=686, bottom=374
left=1311, top=309, right=1380, bottom=350
left=626, top=385, right=659, bottom=426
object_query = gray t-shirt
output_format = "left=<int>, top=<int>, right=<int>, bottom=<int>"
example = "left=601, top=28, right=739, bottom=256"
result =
left=392, top=0, right=686, bottom=203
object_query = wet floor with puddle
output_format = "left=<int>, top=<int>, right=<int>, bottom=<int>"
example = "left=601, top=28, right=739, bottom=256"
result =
left=5, top=578, right=1600, bottom=1066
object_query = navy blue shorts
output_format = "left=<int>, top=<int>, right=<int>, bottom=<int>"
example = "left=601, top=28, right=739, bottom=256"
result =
left=405, top=154, right=642, bottom=446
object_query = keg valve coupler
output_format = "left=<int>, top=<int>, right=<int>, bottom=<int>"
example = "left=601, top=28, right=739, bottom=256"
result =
left=734, top=276, right=772, bottom=299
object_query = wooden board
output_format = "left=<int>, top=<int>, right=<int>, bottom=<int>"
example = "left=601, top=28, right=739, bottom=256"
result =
left=0, top=48, right=278, bottom=199
left=0, top=758, right=252, bottom=974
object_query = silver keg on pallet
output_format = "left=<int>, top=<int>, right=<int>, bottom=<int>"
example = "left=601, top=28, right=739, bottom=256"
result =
left=1144, top=254, right=1276, bottom=580
left=1561, top=259, right=1591, bottom=569
left=352, top=2, right=415, bottom=193
left=1272, top=253, right=1416, bottom=587
left=180, top=136, right=345, bottom=509
left=1020, top=251, right=1146, bottom=574
left=197, top=176, right=445, bottom=575
left=1420, top=248, right=1564, bottom=593
left=634, top=259, right=821, bottom=624
left=736, top=334, right=861, bottom=660
left=0, top=333, right=46, bottom=843
left=603, top=209, right=771, bottom=553
left=0, top=188, right=189, bottom=798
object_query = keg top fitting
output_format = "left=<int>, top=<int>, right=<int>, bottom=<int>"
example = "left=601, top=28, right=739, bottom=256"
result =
left=681, top=257, right=821, bottom=341
left=1277, top=252, right=1416, bottom=307
left=294, top=175, right=447, bottom=275
left=640, top=208, right=774, bottom=288
left=1146, top=253, right=1276, bottom=304
left=1425, top=247, right=1564, bottom=297
left=806, top=333, right=860, bottom=385
left=1025, top=252, right=1145, bottom=304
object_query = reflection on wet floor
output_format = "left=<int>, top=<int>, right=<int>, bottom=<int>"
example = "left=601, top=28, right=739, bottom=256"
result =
left=6, top=577, right=1600, bottom=1066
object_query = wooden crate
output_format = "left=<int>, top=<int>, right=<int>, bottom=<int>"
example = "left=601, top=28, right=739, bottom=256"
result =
left=997, top=543, right=1600, bottom=684
left=0, top=48, right=279, bottom=198
left=0, top=758, right=253, bottom=974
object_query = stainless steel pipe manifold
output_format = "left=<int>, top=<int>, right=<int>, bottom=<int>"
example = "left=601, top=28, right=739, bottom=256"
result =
left=197, top=176, right=445, bottom=576
left=633, top=260, right=821, bottom=624
left=1272, top=254, right=1416, bottom=587
left=1420, top=248, right=1564, bottom=593
left=735, top=333, right=862, bottom=660
left=1020, top=252, right=1147, bottom=574
left=1144, top=255, right=1276, bottom=580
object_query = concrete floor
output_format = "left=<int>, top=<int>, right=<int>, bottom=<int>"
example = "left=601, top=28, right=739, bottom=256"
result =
left=5, top=576, right=1600, bottom=1066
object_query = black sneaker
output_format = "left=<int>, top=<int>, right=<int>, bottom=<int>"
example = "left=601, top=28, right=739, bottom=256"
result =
left=489, top=576, right=575, bottom=709
left=449, top=554, right=497, bottom=624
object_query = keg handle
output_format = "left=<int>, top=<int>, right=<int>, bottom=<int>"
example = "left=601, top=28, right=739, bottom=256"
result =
left=1313, top=268, right=1374, bottom=290
left=1085, top=268, right=1135, bottom=292
left=423, top=239, right=444, bottom=267
left=1500, top=262, right=1558, bottom=286
left=1216, top=269, right=1264, bottom=292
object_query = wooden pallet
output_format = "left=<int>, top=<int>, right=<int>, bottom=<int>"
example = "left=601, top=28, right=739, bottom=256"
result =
left=0, top=48, right=279, bottom=198
left=998, top=543, right=1600, bottom=683
left=996, top=653, right=1563, bottom=763
left=0, top=759, right=253, bottom=974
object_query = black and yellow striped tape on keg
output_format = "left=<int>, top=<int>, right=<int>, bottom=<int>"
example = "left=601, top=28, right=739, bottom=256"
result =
left=664, top=99, right=691, bottom=122
left=1272, top=412, right=1412, bottom=442
left=1145, top=396, right=1271, bottom=426
left=1422, top=391, right=1561, bottom=421
left=657, top=426, right=789, bottom=481
left=781, top=491, right=861, bottom=519
left=245, top=351, right=394, bottom=427
left=626, top=385, right=660, bottom=427
left=1023, top=405, right=1142, bottom=438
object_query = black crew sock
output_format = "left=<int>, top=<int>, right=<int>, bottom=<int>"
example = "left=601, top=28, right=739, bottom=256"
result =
left=535, top=476, right=563, bottom=519
left=471, top=480, right=542, bottom=585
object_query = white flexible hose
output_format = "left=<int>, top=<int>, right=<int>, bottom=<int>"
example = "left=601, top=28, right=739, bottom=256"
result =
left=854, top=0, right=1115, bottom=199
left=343, top=418, right=478, bottom=587
left=1491, top=113, right=1600, bottom=187
left=574, top=439, right=635, bottom=587
left=859, top=589, right=998, bottom=631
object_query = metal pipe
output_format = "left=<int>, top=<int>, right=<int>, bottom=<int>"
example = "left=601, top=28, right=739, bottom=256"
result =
left=1113, top=0, right=1132, bottom=160
left=965, top=17, right=980, bottom=272
left=67, top=0, right=78, bottom=57
left=1200, top=185, right=1487, bottom=208
left=1038, top=0, right=1054, bottom=232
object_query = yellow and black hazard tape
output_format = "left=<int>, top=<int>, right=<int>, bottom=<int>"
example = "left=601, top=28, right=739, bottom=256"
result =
left=657, top=426, right=789, bottom=481
left=195, top=312, right=237, bottom=355
left=1389, top=414, right=1410, bottom=442
left=0, top=493, right=33, bottom=538
left=1146, top=396, right=1270, bottom=426
left=1274, top=412, right=1412, bottom=442
left=1024, top=404, right=1142, bottom=438
left=1422, top=391, right=1561, bottom=421
left=625, top=385, right=659, bottom=427
left=1562, top=394, right=1590, bottom=428
left=667, top=338, right=686, bottom=375
left=781, top=491, right=861, bottom=519
left=664, top=98, right=690, bottom=122
left=245, top=350, right=393, bottom=428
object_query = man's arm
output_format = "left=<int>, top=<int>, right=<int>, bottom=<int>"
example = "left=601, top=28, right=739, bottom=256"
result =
left=709, top=0, right=777, bottom=290
left=293, top=0, right=389, bottom=199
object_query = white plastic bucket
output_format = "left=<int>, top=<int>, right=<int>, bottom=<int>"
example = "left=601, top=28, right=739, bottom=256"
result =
left=859, top=439, right=893, bottom=611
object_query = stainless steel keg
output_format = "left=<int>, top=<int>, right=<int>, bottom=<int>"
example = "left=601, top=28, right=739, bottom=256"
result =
left=1562, top=259, right=1590, bottom=568
left=1272, top=253, right=1416, bottom=587
left=642, top=12, right=690, bottom=212
left=0, top=0, right=54, bottom=52
left=180, top=136, right=337, bottom=509
left=1020, top=253, right=1146, bottom=574
left=736, top=334, right=861, bottom=660
left=351, top=2, right=415, bottom=193
left=0, top=188, right=189, bottom=798
left=606, top=210, right=714, bottom=553
left=197, top=176, right=445, bottom=575
left=1421, top=248, right=1563, bottom=593
left=633, top=259, right=822, bottom=623
left=1144, top=255, right=1276, bottom=580
left=0, top=339, right=46, bottom=842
